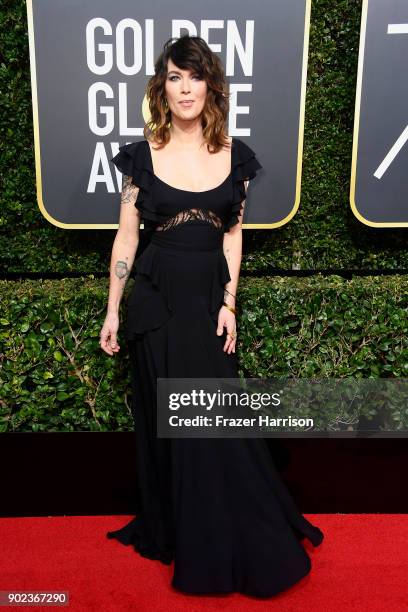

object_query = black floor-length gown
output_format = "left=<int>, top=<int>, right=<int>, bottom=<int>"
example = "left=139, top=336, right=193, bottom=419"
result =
left=106, top=137, right=324, bottom=597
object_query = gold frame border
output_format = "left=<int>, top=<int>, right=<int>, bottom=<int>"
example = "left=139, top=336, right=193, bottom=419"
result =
left=350, top=0, right=408, bottom=227
left=26, top=0, right=311, bottom=230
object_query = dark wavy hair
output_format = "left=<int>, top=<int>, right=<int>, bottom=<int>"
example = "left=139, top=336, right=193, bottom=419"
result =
left=143, top=35, right=231, bottom=153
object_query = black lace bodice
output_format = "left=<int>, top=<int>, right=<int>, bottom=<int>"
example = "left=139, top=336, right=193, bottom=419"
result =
left=154, top=207, right=224, bottom=232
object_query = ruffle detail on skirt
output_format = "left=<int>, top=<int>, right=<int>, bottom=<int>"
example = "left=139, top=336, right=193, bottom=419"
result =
left=125, top=244, right=172, bottom=340
left=125, top=243, right=231, bottom=338
left=106, top=515, right=174, bottom=565
left=224, top=138, right=263, bottom=232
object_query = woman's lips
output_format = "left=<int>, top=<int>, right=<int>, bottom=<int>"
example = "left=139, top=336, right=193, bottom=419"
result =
left=179, top=101, right=194, bottom=107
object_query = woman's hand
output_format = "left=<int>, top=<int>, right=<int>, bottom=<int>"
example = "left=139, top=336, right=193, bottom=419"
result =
left=216, top=305, right=237, bottom=354
left=100, top=312, right=121, bottom=356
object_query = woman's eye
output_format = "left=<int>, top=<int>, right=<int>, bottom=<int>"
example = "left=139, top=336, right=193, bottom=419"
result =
left=168, top=75, right=202, bottom=81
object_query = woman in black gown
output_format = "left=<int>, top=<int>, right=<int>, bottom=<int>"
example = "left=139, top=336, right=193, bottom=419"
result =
left=101, top=34, right=324, bottom=598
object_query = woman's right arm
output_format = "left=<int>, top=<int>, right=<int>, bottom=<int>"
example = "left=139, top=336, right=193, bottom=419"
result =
left=100, top=174, right=141, bottom=356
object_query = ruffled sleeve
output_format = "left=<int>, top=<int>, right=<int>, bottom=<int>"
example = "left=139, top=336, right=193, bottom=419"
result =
left=110, top=140, right=160, bottom=230
left=225, top=138, right=263, bottom=232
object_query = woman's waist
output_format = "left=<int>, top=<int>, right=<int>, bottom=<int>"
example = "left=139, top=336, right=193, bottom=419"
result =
left=150, top=221, right=224, bottom=251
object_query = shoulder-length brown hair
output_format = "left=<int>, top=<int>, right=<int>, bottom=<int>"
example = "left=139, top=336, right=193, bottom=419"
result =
left=143, top=35, right=231, bottom=153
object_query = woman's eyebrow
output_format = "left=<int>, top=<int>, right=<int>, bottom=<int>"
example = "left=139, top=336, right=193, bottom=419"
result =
left=167, top=70, right=192, bottom=76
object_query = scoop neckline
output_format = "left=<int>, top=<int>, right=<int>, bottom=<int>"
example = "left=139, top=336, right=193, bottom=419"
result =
left=145, top=137, right=234, bottom=194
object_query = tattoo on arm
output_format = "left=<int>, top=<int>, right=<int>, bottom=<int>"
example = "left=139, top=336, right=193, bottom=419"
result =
left=115, top=258, right=131, bottom=286
left=110, top=176, right=137, bottom=299
left=224, top=245, right=231, bottom=267
left=121, top=174, right=139, bottom=205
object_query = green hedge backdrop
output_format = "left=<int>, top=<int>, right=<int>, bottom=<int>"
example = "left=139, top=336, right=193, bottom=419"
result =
left=0, top=1, right=407, bottom=432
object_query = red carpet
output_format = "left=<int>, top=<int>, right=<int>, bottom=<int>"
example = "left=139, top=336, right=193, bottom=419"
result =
left=1, top=515, right=408, bottom=611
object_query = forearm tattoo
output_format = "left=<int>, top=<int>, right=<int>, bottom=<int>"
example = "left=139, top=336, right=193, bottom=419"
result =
left=121, top=174, right=138, bottom=205
left=112, top=175, right=137, bottom=289
left=224, top=245, right=231, bottom=268
left=115, top=259, right=129, bottom=278
left=115, top=258, right=131, bottom=287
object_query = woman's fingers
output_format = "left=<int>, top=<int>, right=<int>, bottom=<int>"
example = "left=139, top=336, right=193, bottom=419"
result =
left=109, top=333, right=120, bottom=352
left=100, top=328, right=120, bottom=355
left=216, top=310, right=237, bottom=354
left=223, top=323, right=236, bottom=354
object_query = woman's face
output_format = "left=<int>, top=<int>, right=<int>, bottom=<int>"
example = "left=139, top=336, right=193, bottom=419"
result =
left=164, top=58, right=208, bottom=123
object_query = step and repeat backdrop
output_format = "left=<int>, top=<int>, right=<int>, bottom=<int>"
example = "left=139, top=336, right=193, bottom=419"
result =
left=27, top=0, right=408, bottom=231
left=0, top=0, right=401, bottom=438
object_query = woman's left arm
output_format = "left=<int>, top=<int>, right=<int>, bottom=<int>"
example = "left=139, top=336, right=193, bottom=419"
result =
left=218, top=180, right=249, bottom=353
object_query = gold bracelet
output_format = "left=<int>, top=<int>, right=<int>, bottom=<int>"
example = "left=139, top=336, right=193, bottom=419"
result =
left=223, top=302, right=236, bottom=315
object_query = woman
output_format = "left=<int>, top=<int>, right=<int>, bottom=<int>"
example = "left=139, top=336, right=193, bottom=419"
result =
left=102, top=34, right=324, bottom=598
